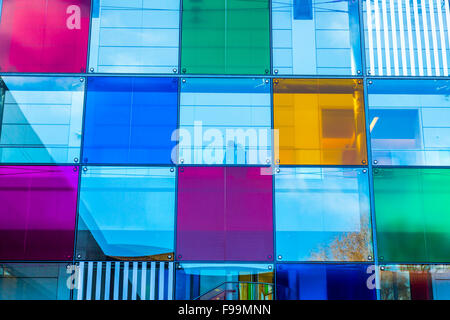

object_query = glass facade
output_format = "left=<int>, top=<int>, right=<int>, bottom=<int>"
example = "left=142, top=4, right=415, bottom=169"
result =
left=0, top=0, right=449, bottom=300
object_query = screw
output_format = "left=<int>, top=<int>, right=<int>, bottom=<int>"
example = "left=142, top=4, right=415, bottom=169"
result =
left=177, top=255, right=182, bottom=259
left=276, top=168, right=280, bottom=173
left=173, top=68, right=177, bottom=73
left=278, top=255, right=282, bottom=260
left=368, top=255, right=372, bottom=260
left=268, top=265, right=273, bottom=270
left=363, top=169, right=367, bottom=173
left=362, top=160, right=367, bottom=164
left=170, top=167, right=174, bottom=172
left=265, top=69, right=269, bottom=74
left=267, top=255, right=272, bottom=260
left=182, top=79, right=186, bottom=83
left=80, top=78, right=84, bottom=82
left=357, top=70, right=361, bottom=74
left=83, top=167, right=88, bottom=172
left=380, top=266, right=385, bottom=271
left=368, top=80, right=373, bottom=85
left=168, top=255, right=172, bottom=259
left=182, top=68, right=186, bottom=73
left=77, top=254, right=81, bottom=259
left=374, top=160, right=378, bottom=164
left=180, top=159, right=184, bottom=164
left=73, top=167, right=78, bottom=172
left=266, top=159, right=270, bottom=164
left=274, top=69, right=278, bottom=74
left=89, top=67, right=94, bottom=72
left=265, top=79, right=269, bottom=84
left=74, top=157, right=79, bottom=163
left=367, top=70, right=371, bottom=75
left=379, top=256, right=384, bottom=260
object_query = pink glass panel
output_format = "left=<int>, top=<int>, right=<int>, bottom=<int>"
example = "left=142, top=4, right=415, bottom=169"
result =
left=0, top=0, right=91, bottom=73
left=0, top=166, right=79, bottom=260
left=177, top=167, right=273, bottom=261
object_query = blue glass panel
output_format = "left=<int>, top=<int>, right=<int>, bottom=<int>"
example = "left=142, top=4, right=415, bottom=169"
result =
left=368, top=79, right=450, bottom=166
left=88, top=0, right=179, bottom=73
left=82, top=77, right=178, bottom=164
left=381, top=265, right=450, bottom=300
left=364, top=0, right=450, bottom=77
left=272, top=0, right=362, bottom=75
left=0, top=76, right=84, bottom=163
left=276, top=264, right=377, bottom=300
left=0, top=263, right=70, bottom=300
left=76, top=166, right=176, bottom=260
left=275, top=167, right=372, bottom=262
left=175, top=263, right=274, bottom=300
left=179, top=78, right=271, bottom=165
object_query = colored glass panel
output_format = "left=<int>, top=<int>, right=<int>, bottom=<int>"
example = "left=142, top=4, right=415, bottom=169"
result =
left=179, top=78, right=272, bottom=164
left=380, top=265, right=450, bottom=300
left=273, top=79, right=367, bottom=165
left=74, top=261, right=174, bottom=300
left=175, top=263, right=274, bottom=300
left=82, top=77, right=178, bottom=165
left=373, top=168, right=450, bottom=263
left=273, top=0, right=362, bottom=75
left=275, top=167, right=373, bottom=262
left=0, top=0, right=91, bottom=73
left=89, top=0, right=179, bottom=74
left=0, top=77, right=84, bottom=164
left=176, top=167, right=273, bottom=261
left=0, top=263, right=70, bottom=300
left=363, top=0, right=450, bottom=77
left=0, top=166, right=78, bottom=260
left=276, top=263, right=377, bottom=300
left=76, top=167, right=176, bottom=261
left=181, top=0, right=270, bottom=75
left=368, top=79, right=450, bottom=166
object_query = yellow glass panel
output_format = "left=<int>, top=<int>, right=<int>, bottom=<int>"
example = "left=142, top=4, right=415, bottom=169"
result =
left=273, top=79, right=368, bottom=165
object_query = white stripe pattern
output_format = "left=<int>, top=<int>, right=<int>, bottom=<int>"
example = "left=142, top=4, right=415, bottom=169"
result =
left=365, top=0, right=450, bottom=76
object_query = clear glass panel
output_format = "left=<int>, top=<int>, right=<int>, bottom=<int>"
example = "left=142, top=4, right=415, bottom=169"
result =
left=179, top=78, right=272, bottom=165
left=175, top=263, right=274, bottom=300
left=368, top=79, right=450, bottom=166
left=181, top=0, right=270, bottom=75
left=82, top=77, right=178, bottom=165
left=275, top=167, right=373, bottom=262
left=177, top=167, right=273, bottom=261
left=273, top=0, right=362, bottom=75
left=89, top=0, right=179, bottom=74
left=363, top=0, right=450, bottom=77
left=380, top=264, right=450, bottom=300
left=0, top=263, right=70, bottom=300
left=74, top=261, right=174, bottom=300
left=76, top=166, right=176, bottom=261
left=0, top=77, right=84, bottom=164
left=0, top=0, right=90, bottom=73
left=0, top=166, right=78, bottom=260
left=276, top=263, right=377, bottom=300
left=273, top=79, right=368, bottom=165
left=373, top=168, right=450, bottom=263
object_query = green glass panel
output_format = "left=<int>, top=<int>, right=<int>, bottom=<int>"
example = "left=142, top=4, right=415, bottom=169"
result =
left=373, top=168, right=450, bottom=263
left=181, top=0, right=270, bottom=75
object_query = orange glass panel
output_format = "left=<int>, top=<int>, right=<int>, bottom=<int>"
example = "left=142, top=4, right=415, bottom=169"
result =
left=273, top=79, right=368, bottom=165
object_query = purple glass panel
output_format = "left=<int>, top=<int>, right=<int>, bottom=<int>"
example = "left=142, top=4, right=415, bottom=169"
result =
left=177, top=167, right=273, bottom=261
left=0, top=166, right=79, bottom=260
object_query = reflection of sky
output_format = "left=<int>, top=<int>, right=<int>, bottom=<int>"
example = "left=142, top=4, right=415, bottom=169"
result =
left=79, top=167, right=176, bottom=257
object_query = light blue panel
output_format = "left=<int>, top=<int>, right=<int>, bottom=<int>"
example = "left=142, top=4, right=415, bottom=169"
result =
left=275, top=167, right=372, bottom=262
left=77, top=166, right=176, bottom=259
left=89, top=0, right=180, bottom=73
left=0, top=76, right=84, bottom=164
left=368, top=79, right=450, bottom=166
left=272, top=0, right=362, bottom=75
left=179, top=78, right=272, bottom=165
left=0, top=0, right=3, bottom=20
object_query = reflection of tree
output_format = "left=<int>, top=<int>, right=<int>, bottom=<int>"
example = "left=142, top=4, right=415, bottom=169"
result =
left=309, top=215, right=371, bottom=261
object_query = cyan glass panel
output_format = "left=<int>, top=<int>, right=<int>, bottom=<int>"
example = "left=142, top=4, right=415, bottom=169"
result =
left=175, top=263, right=274, bottom=300
left=368, top=79, right=450, bottom=166
left=0, top=77, right=84, bottom=163
left=0, top=263, right=70, bottom=300
left=89, top=0, right=179, bottom=73
left=179, top=78, right=271, bottom=164
left=76, top=166, right=176, bottom=260
left=275, top=168, right=372, bottom=262
left=276, top=263, right=377, bottom=300
left=363, top=0, right=450, bottom=77
left=381, top=265, right=450, bottom=300
left=82, top=77, right=178, bottom=164
left=272, top=0, right=362, bottom=75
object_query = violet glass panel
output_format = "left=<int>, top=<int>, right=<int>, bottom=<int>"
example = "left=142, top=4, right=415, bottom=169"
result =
left=0, top=0, right=91, bottom=73
left=177, top=166, right=273, bottom=261
left=0, top=166, right=79, bottom=260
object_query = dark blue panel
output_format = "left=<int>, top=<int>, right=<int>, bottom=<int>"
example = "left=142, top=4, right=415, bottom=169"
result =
left=276, top=264, right=377, bottom=300
left=368, top=79, right=450, bottom=95
left=293, top=0, right=313, bottom=20
left=370, top=109, right=420, bottom=140
left=82, top=77, right=178, bottom=164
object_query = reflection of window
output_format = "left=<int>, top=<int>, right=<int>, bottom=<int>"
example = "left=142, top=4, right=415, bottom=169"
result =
left=75, top=261, right=173, bottom=300
left=322, top=109, right=355, bottom=138
left=381, top=265, right=450, bottom=300
left=176, top=264, right=274, bottom=300
left=0, top=264, right=69, bottom=300
left=76, top=167, right=176, bottom=261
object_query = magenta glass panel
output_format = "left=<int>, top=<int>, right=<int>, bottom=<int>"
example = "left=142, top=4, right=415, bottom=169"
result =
left=0, top=0, right=91, bottom=73
left=0, top=166, right=79, bottom=260
left=177, top=167, right=273, bottom=261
